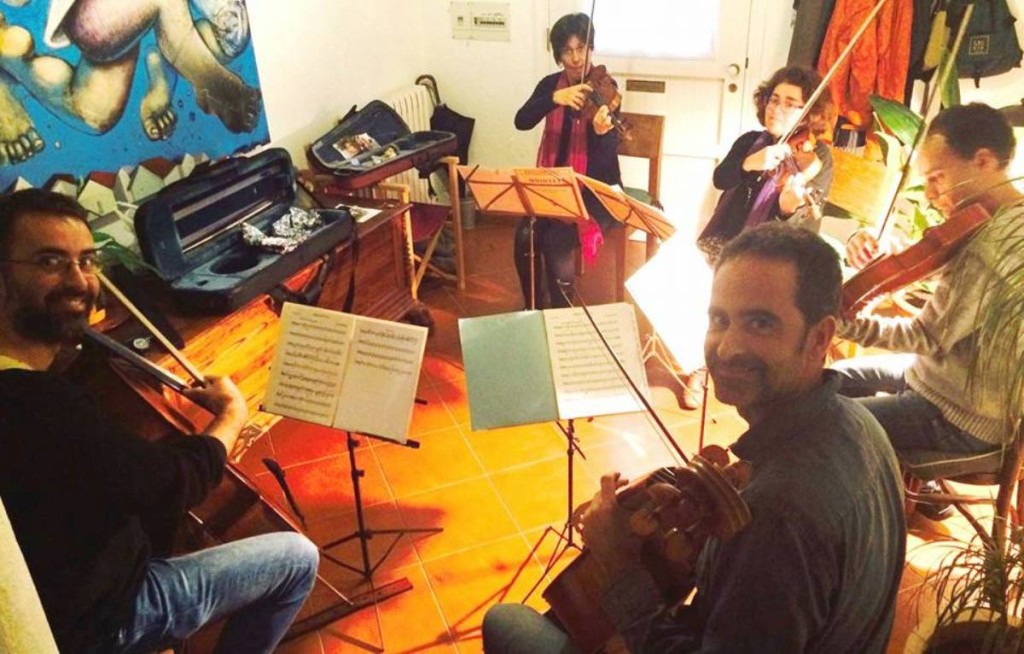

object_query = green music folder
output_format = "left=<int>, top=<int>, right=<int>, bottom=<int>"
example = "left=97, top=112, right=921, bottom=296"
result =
left=459, top=304, right=648, bottom=431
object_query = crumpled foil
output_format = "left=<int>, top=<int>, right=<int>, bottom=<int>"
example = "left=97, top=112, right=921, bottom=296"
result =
left=242, top=206, right=324, bottom=253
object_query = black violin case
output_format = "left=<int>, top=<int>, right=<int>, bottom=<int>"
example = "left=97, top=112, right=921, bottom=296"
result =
left=307, top=100, right=456, bottom=189
left=134, top=148, right=354, bottom=314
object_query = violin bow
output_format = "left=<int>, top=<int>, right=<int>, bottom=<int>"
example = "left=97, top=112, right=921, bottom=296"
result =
left=581, top=0, right=596, bottom=85
left=778, top=0, right=892, bottom=146
left=873, top=1, right=975, bottom=240
left=97, top=272, right=207, bottom=387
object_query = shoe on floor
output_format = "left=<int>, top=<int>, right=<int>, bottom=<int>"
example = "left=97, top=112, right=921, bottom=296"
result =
left=916, top=480, right=955, bottom=521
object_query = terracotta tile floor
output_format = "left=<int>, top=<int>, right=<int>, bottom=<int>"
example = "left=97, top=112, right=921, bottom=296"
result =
left=227, top=218, right=980, bottom=653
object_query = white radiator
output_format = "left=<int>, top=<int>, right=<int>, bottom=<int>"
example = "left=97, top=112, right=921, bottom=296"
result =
left=384, top=84, right=435, bottom=204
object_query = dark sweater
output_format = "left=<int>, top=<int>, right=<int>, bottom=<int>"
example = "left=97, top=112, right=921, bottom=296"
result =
left=514, top=71, right=622, bottom=186
left=0, top=369, right=227, bottom=653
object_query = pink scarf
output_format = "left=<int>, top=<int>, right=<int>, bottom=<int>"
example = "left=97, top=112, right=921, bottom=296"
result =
left=536, top=73, right=603, bottom=265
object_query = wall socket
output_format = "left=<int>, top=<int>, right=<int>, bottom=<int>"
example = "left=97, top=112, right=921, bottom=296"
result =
left=451, top=2, right=510, bottom=42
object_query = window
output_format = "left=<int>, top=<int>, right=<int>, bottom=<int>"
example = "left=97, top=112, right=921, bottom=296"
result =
left=580, top=1, right=718, bottom=60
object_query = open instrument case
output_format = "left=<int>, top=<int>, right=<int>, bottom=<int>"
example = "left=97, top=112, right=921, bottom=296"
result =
left=306, top=100, right=456, bottom=189
left=134, top=148, right=354, bottom=313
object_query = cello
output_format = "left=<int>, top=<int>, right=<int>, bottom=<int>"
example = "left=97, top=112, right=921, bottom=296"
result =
left=63, top=274, right=360, bottom=641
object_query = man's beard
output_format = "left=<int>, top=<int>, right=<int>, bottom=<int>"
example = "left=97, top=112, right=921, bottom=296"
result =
left=12, top=289, right=96, bottom=344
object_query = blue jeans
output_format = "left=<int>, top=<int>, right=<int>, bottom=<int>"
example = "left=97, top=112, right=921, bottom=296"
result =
left=113, top=532, right=319, bottom=654
left=482, top=604, right=579, bottom=654
left=831, top=354, right=994, bottom=454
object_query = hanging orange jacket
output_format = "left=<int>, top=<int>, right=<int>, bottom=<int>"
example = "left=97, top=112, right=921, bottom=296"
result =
left=817, top=0, right=914, bottom=127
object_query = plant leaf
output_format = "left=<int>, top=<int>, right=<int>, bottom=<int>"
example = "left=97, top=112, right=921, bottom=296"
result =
left=870, top=95, right=923, bottom=147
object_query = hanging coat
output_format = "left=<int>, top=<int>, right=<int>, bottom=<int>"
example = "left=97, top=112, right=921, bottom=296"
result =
left=817, top=0, right=915, bottom=127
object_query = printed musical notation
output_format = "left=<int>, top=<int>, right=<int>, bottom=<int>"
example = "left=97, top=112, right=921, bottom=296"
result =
left=263, top=303, right=427, bottom=443
left=545, top=304, right=648, bottom=420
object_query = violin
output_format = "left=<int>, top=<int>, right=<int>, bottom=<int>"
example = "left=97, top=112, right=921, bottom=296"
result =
left=578, top=64, right=630, bottom=136
left=841, top=202, right=991, bottom=318
left=543, top=450, right=751, bottom=654
left=772, top=127, right=826, bottom=220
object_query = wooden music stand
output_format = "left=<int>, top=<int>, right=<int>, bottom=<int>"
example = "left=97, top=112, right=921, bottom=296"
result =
left=575, top=173, right=676, bottom=242
left=458, top=166, right=591, bottom=309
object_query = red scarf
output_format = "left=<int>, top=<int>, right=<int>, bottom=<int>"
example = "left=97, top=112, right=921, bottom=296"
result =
left=536, top=73, right=603, bottom=265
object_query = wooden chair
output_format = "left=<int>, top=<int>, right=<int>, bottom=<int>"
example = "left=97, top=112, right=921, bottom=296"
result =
left=580, top=112, right=665, bottom=302
left=901, top=423, right=1024, bottom=551
left=363, top=155, right=467, bottom=300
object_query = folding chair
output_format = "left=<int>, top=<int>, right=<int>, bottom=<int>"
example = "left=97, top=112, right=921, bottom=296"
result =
left=375, top=156, right=465, bottom=300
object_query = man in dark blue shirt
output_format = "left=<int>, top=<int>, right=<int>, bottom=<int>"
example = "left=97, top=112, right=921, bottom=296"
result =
left=483, top=224, right=906, bottom=653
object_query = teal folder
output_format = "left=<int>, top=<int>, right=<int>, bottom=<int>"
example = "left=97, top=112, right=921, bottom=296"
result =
left=459, top=311, right=559, bottom=430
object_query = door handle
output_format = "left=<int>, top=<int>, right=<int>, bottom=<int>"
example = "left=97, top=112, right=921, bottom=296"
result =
left=727, top=63, right=741, bottom=77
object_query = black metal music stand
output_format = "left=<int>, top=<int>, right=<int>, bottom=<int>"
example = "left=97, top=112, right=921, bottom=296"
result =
left=520, top=416, right=589, bottom=602
left=320, top=431, right=443, bottom=580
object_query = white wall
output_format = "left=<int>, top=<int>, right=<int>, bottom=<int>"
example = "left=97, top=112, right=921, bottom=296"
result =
left=247, top=0, right=428, bottom=168
left=247, top=0, right=1024, bottom=172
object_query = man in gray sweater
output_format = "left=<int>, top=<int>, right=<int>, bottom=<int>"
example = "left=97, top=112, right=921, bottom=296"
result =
left=838, top=103, right=1024, bottom=472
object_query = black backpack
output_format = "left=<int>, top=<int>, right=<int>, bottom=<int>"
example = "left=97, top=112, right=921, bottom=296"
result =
left=949, top=0, right=1024, bottom=86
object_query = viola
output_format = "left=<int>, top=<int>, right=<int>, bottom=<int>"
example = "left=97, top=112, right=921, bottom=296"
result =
left=578, top=64, right=629, bottom=136
left=772, top=127, right=826, bottom=220
left=841, top=202, right=991, bottom=318
left=543, top=451, right=751, bottom=654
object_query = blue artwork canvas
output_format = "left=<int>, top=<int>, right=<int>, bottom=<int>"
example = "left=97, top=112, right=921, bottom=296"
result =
left=0, top=0, right=270, bottom=190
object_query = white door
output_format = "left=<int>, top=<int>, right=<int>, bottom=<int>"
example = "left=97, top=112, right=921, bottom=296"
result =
left=547, top=0, right=755, bottom=237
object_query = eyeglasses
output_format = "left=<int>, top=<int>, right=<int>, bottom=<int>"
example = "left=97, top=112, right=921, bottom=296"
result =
left=559, top=44, right=590, bottom=59
left=0, top=253, right=102, bottom=276
left=768, top=95, right=805, bottom=112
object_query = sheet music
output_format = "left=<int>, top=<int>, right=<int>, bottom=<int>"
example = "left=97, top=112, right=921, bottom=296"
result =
left=333, top=316, right=427, bottom=443
left=543, top=303, right=649, bottom=420
left=263, top=303, right=354, bottom=426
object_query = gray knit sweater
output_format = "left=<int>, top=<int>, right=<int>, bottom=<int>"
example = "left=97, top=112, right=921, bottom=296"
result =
left=838, top=201, right=1024, bottom=446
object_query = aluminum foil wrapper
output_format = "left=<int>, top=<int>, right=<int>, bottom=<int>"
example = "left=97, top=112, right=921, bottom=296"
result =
left=242, top=207, right=324, bottom=253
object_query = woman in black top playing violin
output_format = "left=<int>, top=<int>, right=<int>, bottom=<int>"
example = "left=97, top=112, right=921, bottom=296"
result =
left=698, top=65, right=836, bottom=260
left=513, top=12, right=621, bottom=308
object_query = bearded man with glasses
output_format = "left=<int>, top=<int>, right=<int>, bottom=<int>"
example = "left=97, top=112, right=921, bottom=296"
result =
left=0, top=189, right=319, bottom=653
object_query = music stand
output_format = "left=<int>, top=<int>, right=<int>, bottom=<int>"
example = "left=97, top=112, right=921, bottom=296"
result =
left=458, top=165, right=591, bottom=309
left=320, top=431, right=443, bottom=580
left=520, top=415, right=587, bottom=603
left=575, top=173, right=677, bottom=243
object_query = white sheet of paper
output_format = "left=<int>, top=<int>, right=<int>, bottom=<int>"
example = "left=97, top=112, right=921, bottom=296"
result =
left=262, top=303, right=355, bottom=426
left=332, top=316, right=427, bottom=443
left=543, top=303, right=649, bottom=420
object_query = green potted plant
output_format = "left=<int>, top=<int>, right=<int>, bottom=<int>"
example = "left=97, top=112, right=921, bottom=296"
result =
left=919, top=212, right=1024, bottom=653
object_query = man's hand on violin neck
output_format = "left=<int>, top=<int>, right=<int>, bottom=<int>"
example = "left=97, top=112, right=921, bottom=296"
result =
left=554, top=83, right=592, bottom=111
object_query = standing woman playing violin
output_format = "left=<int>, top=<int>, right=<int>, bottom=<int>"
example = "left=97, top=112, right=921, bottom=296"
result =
left=698, top=65, right=836, bottom=259
left=513, top=12, right=621, bottom=308
left=834, top=105, right=1024, bottom=516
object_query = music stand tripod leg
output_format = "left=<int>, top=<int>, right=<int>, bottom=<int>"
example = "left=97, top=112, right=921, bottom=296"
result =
left=521, top=418, right=586, bottom=603
left=529, top=215, right=537, bottom=310
left=320, top=432, right=443, bottom=580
